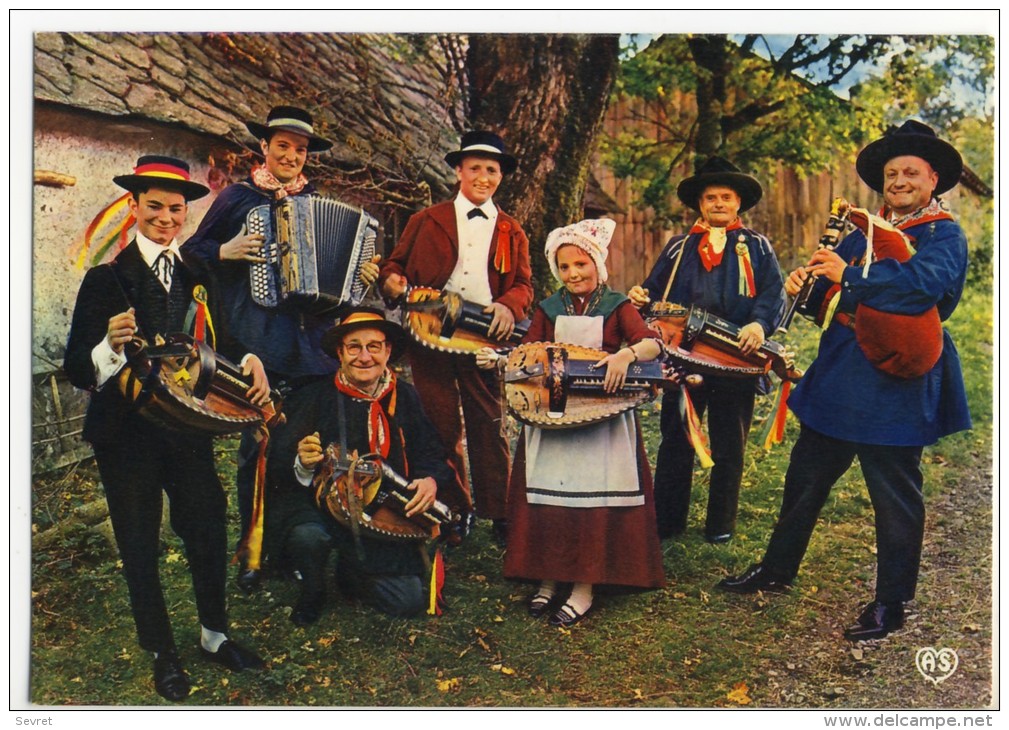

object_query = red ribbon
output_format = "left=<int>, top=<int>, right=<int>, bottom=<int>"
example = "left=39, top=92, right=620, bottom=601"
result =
left=332, top=371, right=398, bottom=459
left=493, top=220, right=512, bottom=274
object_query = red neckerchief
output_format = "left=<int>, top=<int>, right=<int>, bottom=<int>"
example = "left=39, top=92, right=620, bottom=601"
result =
left=251, top=164, right=309, bottom=200
left=882, top=198, right=955, bottom=231
left=690, top=218, right=743, bottom=271
left=333, top=370, right=397, bottom=459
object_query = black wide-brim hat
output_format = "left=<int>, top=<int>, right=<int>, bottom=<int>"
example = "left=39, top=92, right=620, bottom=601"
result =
left=856, top=120, right=963, bottom=195
left=444, top=130, right=518, bottom=175
left=321, top=306, right=408, bottom=361
left=676, top=156, right=763, bottom=213
left=246, top=105, right=333, bottom=153
left=112, top=155, right=210, bottom=201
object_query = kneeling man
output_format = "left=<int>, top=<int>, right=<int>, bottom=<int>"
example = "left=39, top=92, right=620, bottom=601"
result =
left=266, top=308, right=452, bottom=625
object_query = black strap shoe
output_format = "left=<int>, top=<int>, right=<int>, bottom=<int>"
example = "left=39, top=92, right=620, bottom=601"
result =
left=843, top=600, right=905, bottom=641
left=716, top=563, right=791, bottom=594
left=153, top=650, right=190, bottom=702
left=200, top=639, right=265, bottom=672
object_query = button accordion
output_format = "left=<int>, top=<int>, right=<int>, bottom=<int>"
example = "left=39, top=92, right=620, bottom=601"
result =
left=247, top=196, right=379, bottom=313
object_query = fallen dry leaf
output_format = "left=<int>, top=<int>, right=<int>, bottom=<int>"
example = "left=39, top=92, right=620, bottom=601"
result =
left=437, top=677, right=461, bottom=692
left=727, top=681, right=752, bottom=705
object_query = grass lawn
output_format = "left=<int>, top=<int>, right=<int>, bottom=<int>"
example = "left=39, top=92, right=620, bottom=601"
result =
left=28, top=287, right=993, bottom=708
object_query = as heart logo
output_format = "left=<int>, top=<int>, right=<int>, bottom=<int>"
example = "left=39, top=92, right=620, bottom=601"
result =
left=915, top=647, right=959, bottom=685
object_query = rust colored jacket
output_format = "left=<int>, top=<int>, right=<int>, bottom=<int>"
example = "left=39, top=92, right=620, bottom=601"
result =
left=380, top=200, right=533, bottom=319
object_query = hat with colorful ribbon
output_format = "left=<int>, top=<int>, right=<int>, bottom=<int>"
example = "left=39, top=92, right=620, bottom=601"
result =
left=321, top=306, right=408, bottom=361
left=112, top=155, right=210, bottom=201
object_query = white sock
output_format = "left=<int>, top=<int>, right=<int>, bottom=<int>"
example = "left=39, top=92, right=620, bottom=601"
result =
left=566, top=583, right=594, bottom=614
left=535, top=580, right=557, bottom=600
left=201, top=627, right=228, bottom=653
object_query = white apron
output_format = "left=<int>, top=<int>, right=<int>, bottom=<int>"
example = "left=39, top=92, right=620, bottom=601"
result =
left=524, top=314, right=644, bottom=508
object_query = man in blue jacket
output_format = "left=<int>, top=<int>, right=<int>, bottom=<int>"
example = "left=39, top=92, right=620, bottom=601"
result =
left=183, top=105, right=337, bottom=590
left=717, top=121, right=972, bottom=642
left=629, top=157, right=785, bottom=543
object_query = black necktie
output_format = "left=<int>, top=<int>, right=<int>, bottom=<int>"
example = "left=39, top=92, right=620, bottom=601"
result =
left=153, top=251, right=174, bottom=288
left=467, top=208, right=488, bottom=220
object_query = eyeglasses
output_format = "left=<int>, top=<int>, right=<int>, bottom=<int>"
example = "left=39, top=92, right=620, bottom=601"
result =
left=342, top=340, right=388, bottom=356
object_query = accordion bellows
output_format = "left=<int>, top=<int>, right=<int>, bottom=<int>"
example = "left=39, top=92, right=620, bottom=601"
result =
left=247, top=196, right=378, bottom=312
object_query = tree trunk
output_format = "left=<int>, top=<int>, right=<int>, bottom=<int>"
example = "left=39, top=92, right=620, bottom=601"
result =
left=466, top=34, right=621, bottom=299
left=687, top=35, right=730, bottom=163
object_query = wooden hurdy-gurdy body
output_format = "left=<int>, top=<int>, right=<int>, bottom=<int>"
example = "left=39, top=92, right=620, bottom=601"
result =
left=116, top=333, right=284, bottom=435
left=504, top=342, right=667, bottom=429
left=312, top=444, right=458, bottom=542
left=647, top=303, right=802, bottom=382
left=401, top=286, right=530, bottom=354
left=247, top=196, right=378, bottom=313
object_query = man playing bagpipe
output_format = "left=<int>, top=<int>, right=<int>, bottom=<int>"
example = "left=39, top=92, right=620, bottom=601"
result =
left=64, top=156, right=270, bottom=701
left=628, top=157, right=786, bottom=543
left=374, top=131, right=533, bottom=543
left=717, top=120, right=972, bottom=642
left=264, top=307, right=454, bottom=625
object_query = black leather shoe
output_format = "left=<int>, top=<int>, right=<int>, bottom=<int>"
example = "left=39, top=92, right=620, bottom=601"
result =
left=291, top=590, right=325, bottom=627
left=236, top=567, right=261, bottom=594
left=153, top=651, right=190, bottom=702
left=549, top=602, right=591, bottom=628
left=200, top=639, right=265, bottom=672
left=705, top=533, right=732, bottom=544
left=527, top=591, right=557, bottom=619
left=843, top=600, right=905, bottom=641
left=716, top=563, right=791, bottom=594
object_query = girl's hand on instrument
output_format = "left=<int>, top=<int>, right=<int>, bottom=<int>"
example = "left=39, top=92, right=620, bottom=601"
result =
left=297, top=432, right=324, bottom=468
left=475, top=347, right=501, bottom=370
left=403, top=477, right=438, bottom=518
left=806, top=248, right=847, bottom=284
left=737, top=322, right=765, bottom=355
left=106, top=308, right=137, bottom=353
left=382, top=272, right=408, bottom=300
left=628, top=285, right=651, bottom=309
left=220, top=230, right=267, bottom=263
left=784, top=267, right=810, bottom=297
left=485, top=302, right=516, bottom=340
left=359, top=255, right=381, bottom=286
left=242, top=354, right=271, bottom=405
left=595, top=348, right=635, bottom=393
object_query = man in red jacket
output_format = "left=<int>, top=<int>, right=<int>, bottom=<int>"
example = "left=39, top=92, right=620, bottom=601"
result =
left=378, top=131, right=533, bottom=542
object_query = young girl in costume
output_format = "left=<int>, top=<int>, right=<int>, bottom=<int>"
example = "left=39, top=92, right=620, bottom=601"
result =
left=477, top=219, right=666, bottom=626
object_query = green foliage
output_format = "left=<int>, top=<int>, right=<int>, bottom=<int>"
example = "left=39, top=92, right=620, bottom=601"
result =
left=606, top=34, right=993, bottom=224
left=605, top=34, right=883, bottom=224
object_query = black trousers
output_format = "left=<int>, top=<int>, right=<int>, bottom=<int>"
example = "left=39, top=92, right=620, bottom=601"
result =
left=761, top=424, right=925, bottom=603
left=653, top=375, right=756, bottom=538
left=93, top=425, right=229, bottom=653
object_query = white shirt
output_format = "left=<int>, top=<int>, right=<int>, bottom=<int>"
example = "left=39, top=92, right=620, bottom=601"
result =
left=443, top=193, right=496, bottom=306
left=90, top=234, right=181, bottom=388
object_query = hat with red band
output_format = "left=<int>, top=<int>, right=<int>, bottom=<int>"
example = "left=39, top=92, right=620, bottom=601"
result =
left=113, top=155, right=210, bottom=201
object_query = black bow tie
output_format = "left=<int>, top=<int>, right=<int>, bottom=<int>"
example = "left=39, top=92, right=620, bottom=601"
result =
left=467, top=208, right=489, bottom=220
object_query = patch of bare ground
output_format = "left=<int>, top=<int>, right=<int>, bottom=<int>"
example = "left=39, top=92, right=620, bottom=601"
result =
left=762, top=453, right=994, bottom=709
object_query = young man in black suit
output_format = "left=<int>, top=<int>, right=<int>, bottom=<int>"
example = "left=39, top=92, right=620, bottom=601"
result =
left=64, top=156, right=270, bottom=701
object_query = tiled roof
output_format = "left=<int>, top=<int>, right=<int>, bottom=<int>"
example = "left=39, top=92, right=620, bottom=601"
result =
left=34, top=32, right=466, bottom=204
